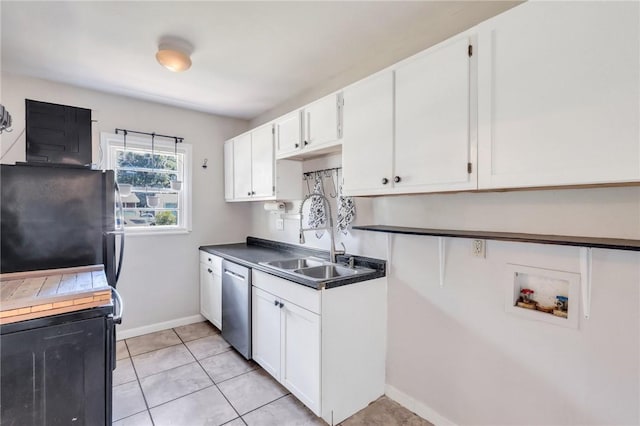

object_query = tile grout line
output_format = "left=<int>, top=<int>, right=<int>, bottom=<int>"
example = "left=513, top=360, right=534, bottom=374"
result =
left=125, top=341, right=184, bottom=358
left=175, top=326, right=249, bottom=425
left=238, top=392, right=293, bottom=419
left=121, top=325, right=289, bottom=426
left=124, top=339, right=156, bottom=426
left=175, top=325, right=295, bottom=424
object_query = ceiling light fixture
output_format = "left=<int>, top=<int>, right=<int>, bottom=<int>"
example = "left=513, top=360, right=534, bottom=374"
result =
left=156, top=41, right=192, bottom=72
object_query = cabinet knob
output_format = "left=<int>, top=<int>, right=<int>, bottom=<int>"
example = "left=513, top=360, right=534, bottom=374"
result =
left=295, top=143, right=299, bottom=148
left=208, top=258, right=211, bottom=261
left=248, top=192, right=251, bottom=196
left=381, top=178, right=388, bottom=185
left=207, top=268, right=212, bottom=273
left=279, top=302, right=284, bottom=308
left=252, top=191, right=256, bottom=195
left=274, top=300, right=279, bottom=306
left=394, top=176, right=401, bottom=183
left=303, top=140, right=309, bottom=146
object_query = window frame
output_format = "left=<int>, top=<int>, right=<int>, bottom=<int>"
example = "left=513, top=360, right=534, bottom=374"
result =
left=100, top=132, right=192, bottom=235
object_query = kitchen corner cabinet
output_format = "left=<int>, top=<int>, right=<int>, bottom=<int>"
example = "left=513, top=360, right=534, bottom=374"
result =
left=233, top=125, right=274, bottom=200
left=225, top=126, right=302, bottom=202
left=343, top=36, right=476, bottom=196
left=477, top=1, right=640, bottom=189
left=275, top=93, right=343, bottom=160
left=199, top=251, right=222, bottom=329
left=251, top=270, right=386, bottom=425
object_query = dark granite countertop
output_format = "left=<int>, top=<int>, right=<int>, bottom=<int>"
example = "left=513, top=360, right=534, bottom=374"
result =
left=199, top=237, right=386, bottom=290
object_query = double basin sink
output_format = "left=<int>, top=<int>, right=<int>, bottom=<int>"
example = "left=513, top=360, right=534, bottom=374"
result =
left=259, top=257, right=376, bottom=283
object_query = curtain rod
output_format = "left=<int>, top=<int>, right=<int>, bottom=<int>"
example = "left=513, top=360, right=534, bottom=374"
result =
left=115, top=128, right=184, bottom=143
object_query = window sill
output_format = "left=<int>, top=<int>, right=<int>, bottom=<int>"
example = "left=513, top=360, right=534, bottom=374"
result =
left=124, top=228, right=191, bottom=237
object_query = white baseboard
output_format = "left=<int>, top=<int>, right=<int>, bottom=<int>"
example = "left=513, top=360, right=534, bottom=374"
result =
left=116, top=314, right=205, bottom=340
left=385, top=384, right=456, bottom=426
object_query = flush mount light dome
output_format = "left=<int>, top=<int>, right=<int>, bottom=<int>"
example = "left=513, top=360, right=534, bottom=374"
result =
left=156, top=41, right=192, bottom=72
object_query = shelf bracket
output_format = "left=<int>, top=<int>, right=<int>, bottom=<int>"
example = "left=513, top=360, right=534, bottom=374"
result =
left=386, top=233, right=394, bottom=273
left=438, top=237, right=446, bottom=287
left=579, top=247, right=593, bottom=319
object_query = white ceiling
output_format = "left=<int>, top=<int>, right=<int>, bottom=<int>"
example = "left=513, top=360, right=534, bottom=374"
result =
left=1, top=1, right=518, bottom=120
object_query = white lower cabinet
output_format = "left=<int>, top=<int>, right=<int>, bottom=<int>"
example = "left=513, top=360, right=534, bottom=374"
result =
left=252, top=286, right=321, bottom=413
left=251, top=287, right=283, bottom=379
left=199, top=251, right=222, bottom=329
left=251, top=270, right=386, bottom=425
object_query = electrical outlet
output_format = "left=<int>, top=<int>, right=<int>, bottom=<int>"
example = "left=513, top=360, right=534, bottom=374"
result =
left=276, top=218, right=284, bottom=231
left=472, top=239, right=485, bottom=258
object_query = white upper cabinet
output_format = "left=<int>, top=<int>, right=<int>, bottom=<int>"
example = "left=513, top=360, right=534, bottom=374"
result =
left=230, top=124, right=275, bottom=201
left=232, top=133, right=253, bottom=200
left=342, top=71, right=394, bottom=195
left=275, top=111, right=302, bottom=158
left=477, top=1, right=640, bottom=189
left=343, top=36, right=476, bottom=196
left=251, top=125, right=275, bottom=198
left=223, top=140, right=234, bottom=201
left=225, top=125, right=302, bottom=202
left=276, top=93, right=343, bottom=160
left=303, top=93, right=343, bottom=151
left=394, top=36, right=476, bottom=193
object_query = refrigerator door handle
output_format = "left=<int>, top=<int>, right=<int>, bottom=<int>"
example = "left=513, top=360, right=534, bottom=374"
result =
left=110, top=287, right=124, bottom=324
left=114, top=183, right=126, bottom=285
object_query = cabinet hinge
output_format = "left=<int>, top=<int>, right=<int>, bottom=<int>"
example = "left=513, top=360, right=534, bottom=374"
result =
left=467, top=162, right=473, bottom=173
left=468, top=45, right=473, bottom=57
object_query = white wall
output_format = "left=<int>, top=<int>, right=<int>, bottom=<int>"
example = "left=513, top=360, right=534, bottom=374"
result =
left=1, top=72, right=251, bottom=334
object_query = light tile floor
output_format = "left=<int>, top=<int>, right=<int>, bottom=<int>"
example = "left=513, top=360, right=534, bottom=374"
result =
left=113, top=321, right=432, bottom=426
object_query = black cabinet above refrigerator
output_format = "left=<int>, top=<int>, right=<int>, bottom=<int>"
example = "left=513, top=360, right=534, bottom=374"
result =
left=26, top=99, right=92, bottom=166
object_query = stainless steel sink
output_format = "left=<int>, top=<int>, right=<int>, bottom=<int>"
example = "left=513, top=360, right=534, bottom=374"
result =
left=292, top=265, right=359, bottom=279
left=260, top=257, right=376, bottom=283
left=261, top=257, right=325, bottom=270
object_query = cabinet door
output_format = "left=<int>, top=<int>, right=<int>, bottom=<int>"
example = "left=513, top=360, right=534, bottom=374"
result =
left=275, top=111, right=302, bottom=157
left=251, top=125, right=275, bottom=198
left=303, top=93, right=341, bottom=150
left=395, top=36, right=475, bottom=193
left=252, top=287, right=281, bottom=380
left=477, top=2, right=640, bottom=188
left=200, top=262, right=214, bottom=323
left=1, top=317, right=107, bottom=425
left=281, top=300, right=321, bottom=415
left=212, top=272, right=222, bottom=329
left=223, top=140, right=234, bottom=201
left=232, top=133, right=252, bottom=200
left=26, top=100, right=92, bottom=166
left=342, top=71, right=394, bottom=195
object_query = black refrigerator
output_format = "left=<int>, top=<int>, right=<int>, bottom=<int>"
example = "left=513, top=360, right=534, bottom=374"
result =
left=0, top=163, right=125, bottom=425
left=0, top=163, right=122, bottom=283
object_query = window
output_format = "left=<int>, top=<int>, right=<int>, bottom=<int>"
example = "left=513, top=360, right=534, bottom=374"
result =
left=101, top=132, right=192, bottom=234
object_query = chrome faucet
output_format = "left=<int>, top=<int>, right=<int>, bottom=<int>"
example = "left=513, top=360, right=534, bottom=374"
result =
left=298, top=193, right=345, bottom=263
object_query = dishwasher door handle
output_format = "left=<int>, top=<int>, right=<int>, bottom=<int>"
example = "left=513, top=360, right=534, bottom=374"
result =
left=224, top=269, right=246, bottom=281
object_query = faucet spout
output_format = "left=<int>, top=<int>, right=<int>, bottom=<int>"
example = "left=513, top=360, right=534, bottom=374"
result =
left=298, top=192, right=345, bottom=263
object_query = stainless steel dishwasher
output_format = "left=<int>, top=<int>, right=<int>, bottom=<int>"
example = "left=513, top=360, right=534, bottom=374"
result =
left=221, top=260, right=252, bottom=359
